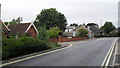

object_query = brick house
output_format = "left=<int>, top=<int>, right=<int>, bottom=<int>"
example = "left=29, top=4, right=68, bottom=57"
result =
left=8, top=23, right=38, bottom=38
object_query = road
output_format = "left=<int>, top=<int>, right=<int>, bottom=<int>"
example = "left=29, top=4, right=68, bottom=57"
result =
left=3, top=37, right=117, bottom=66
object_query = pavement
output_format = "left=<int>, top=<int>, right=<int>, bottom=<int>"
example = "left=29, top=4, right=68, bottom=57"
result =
left=115, top=38, right=120, bottom=66
left=2, top=37, right=117, bottom=67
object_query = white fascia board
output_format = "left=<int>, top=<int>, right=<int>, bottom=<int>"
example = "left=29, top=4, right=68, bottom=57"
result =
left=3, top=22, right=10, bottom=31
left=25, top=23, right=39, bottom=34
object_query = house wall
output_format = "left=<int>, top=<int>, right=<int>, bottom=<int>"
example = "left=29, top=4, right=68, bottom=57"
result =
left=65, top=29, right=73, bottom=32
left=27, top=26, right=37, bottom=38
left=62, top=32, right=73, bottom=37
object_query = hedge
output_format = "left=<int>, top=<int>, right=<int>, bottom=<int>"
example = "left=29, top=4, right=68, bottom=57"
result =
left=2, top=37, right=49, bottom=60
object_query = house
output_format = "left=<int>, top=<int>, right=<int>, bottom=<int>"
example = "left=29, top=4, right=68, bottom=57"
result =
left=63, top=25, right=91, bottom=37
left=73, top=25, right=92, bottom=37
left=65, top=26, right=75, bottom=32
left=63, top=26, right=75, bottom=37
left=63, top=23, right=104, bottom=37
left=73, top=25, right=92, bottom=33
left=8, top=23, right=38, bottom=38
left=87, top=25, right=103, bottom=35
left=1, top=19, right=10, bottom=38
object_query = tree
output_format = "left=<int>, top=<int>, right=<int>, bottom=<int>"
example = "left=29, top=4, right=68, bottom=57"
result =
left=37, top=26, right=49, bottom=41
left=4, top=22, right=9, bottom=26
left=10, top=19, right=17, bottom=24
left=77, top=28, right=89, bottom=37
left=4, top=19, right=16, bottom=26
left=4, top=17, right=23, bottom=25
left=34, top=8, right=67, bottom=31
left=70, top=23, right=78, bottom=27
left=100, top=21, right=116, bottom=34
left=46, top=27, right=62, bottom=38
left=87, top=23, right=99, bottom=28
left=16, top=17, right=23, bottom=24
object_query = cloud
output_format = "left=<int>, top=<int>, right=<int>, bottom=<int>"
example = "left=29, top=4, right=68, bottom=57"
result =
left=1, top=0, right=118, bottom=27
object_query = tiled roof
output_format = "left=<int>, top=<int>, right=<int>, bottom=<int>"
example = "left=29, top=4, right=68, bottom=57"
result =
left=89, top=26, right=103, bottom=34
left=8, top=23, right=31, bottom=35
left=73, top=25, right=90, bottom=31
left=73, top=25, right=83, bottom=31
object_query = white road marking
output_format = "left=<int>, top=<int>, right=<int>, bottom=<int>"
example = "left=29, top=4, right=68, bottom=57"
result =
left=112, top=42, right=118, bottom=66
left=1, top=44, right=73, bottom=67
left=101, top=38, right=118, bottom=68
left=1, top=40, right=89, bottom=67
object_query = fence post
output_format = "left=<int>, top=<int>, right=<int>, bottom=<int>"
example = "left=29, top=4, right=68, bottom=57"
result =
left=58, top=35, right=62, bottom=42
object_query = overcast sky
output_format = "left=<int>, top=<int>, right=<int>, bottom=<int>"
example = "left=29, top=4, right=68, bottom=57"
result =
left=0, top=0, right=119, bottom=27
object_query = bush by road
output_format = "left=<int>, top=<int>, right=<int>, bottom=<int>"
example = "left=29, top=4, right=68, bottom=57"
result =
left=2, top=37, right=49, bottom=60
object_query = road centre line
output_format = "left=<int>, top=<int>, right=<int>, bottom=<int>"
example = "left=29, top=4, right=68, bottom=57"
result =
left=101, top=38, right=118, bottom=68
left=105, top=42, right=116, bottom=67
left=112, top=42, right=118, bottom=66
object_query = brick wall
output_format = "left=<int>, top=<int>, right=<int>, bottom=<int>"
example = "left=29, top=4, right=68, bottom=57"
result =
left=49, top=36, right=88, bottom=43
left=59, top=36, right=88, bottom=42
left=49, top=38, right=58, bottom=43
left=27, top=26, right=37, bottom=38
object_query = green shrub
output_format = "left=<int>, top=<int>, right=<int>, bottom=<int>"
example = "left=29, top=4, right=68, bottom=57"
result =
left=3, top=39, right=22, bottom=59
left=2, top=37, right=49, bottom=60
left=76, top=28, right=89, bottom=37
left=9, top=35, right=17, bottom=39
left=47, top=27, right=62, bottom=38
left=37, top=26, right=49, bottom=41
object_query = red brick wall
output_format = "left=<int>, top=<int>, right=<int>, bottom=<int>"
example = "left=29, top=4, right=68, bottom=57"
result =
left=49, top=38, right=58, bottom=43
left=49, top=36, right=88, bottom=43
left=59, top=37, right=88, bottom=42
left=27, top=26, right=37, bottom=38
